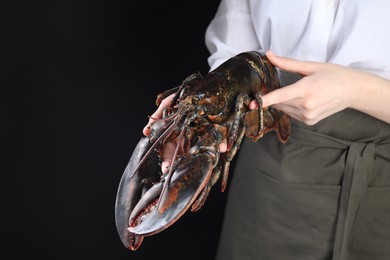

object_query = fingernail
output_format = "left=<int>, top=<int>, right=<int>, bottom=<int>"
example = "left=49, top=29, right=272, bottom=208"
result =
left=218, top=142, right=227, bottom=153
left=143, top=126, right=151, bottom=136
left=161, top=161, right=170, bottom=173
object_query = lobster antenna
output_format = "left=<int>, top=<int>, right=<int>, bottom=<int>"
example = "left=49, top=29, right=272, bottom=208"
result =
left=156, top=122, right=188, bottom=212
left=129, top=109, right=183, bottom=179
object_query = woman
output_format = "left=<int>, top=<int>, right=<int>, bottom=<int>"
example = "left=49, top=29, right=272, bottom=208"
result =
left=145, top=1, right=390, bottom=259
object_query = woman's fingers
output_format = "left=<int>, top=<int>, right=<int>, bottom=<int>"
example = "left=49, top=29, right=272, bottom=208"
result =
left=161, top=141, right=176, bottom=173
left=266, top=50, right=321, bottom=76
left=249, top=82, right=305, bottom=109
left=261, top=85, right=302, bottom=108
left=143, top=94, right=175, bottom=136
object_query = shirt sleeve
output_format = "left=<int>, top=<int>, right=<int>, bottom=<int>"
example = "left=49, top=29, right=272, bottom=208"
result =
left=205, top=0, right=261, bottom=71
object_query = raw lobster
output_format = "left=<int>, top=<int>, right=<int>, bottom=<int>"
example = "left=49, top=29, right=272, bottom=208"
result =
left=115, top=51, right=293, bottom=250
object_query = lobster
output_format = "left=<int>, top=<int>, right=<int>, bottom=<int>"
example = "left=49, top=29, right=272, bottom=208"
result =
left=115, top=51, right=296, bottom=251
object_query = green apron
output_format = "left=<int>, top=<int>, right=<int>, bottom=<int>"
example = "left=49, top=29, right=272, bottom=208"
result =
left=216, top=109, right=390, bottom=260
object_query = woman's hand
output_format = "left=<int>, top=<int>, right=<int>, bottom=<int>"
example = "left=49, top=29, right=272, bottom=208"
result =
left=250, top=51, right=390, bottom=125
left=143, top=94, right=175, bottom=137
left=142, top=94, right=176, bottom=173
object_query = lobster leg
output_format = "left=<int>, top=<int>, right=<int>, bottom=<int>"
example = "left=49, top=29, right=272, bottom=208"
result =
left=156, top=86, right=180, bottom=106
left=220, top=126, right=246, bottom=192
left=191, top=164, right=222, bottom=212
left=271, top=108, right=290, bottom=143
left=243, top=108, right=290, bottom=143
left=220, top=93, right=250, bottom=192
left=252, top=92, right=265, bottom=142
left=226, top=93, right=250, bottom=151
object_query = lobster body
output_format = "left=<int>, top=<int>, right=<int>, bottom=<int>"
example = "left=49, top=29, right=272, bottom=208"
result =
left=115, top=51, right=291, bottom=250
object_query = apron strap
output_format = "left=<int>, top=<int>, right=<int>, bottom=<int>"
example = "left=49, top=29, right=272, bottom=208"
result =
left=332, top=142, right=375, bottom=260
left=290, top=125, right=375, bottom=260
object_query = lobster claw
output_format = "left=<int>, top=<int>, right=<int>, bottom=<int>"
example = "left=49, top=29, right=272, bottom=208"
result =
left=115, top=137, right=160, bottom=250
left=128, top=152, right=214, bottom=236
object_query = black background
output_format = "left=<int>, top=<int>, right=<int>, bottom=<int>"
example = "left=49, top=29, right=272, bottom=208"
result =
left=1, top=1, right=229, bottom=259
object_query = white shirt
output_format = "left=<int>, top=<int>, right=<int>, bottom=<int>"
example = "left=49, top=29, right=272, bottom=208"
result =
left=205, top=0, right=390, bottom=79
